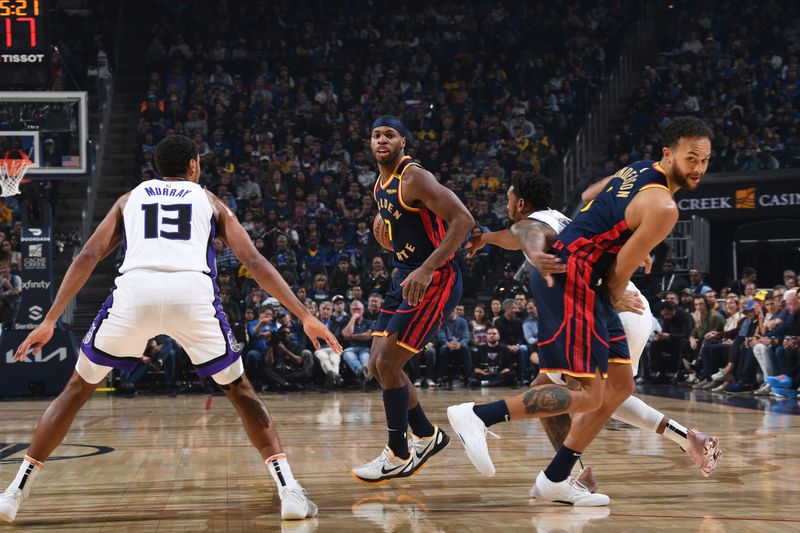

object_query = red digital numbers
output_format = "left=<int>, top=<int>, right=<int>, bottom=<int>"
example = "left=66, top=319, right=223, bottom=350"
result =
left=2, top=1, right=40, bottom=48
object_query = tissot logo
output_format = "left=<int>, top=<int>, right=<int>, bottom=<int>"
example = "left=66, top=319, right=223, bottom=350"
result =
left=0, top=443, right=114, bottom=464
left=0, top=54, right=46, bottom=63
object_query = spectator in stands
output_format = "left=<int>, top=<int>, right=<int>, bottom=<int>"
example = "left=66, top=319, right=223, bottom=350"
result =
left=408, top=343, right=438, bottom=389
left=263, top=326, right=314, bottom=391
left=341, top=300, right=374, bottom=384
left=523, top=299, right=540, bottom=377
left=469, top=327, right=516, bottom=388
left=363, top=256, right=390, bottom=297
left=493, top=298, right=529, bottom=383
left=688, top=269, right=712, bottom=295
left=468, top=304, right=490, bottom=356
left=309, top=274, right=331, bottom=305
left=490, top=298, right=503, bottom=322
left=650, top=259, right=689, bottom=299
left=436, top=309, right=471, bottom=385
left=493, top=263, right=526, bottom=300
left=732, top=267, right=758, bottom=296
left=692, top=295, right=744, bottom=387
left=0, top=264, right=21, bottom=315
left=314, top=301, right=343, bottom=388
left=648, top=301, right=694, bottom=382
left=245, top=308, right=275, bottom=385
left=687, top=295, right=726, bottom=375
left=364, top=293, right=382, bottom=323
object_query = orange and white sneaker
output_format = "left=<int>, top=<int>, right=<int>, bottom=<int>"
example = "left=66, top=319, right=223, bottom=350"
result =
left=685, top=429, right=722, bottom=477
left=351, top=447, right=414, bottom=484
left=411, top=426, right=450, bottom=474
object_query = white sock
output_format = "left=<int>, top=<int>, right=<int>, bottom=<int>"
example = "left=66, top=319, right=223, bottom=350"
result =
left=8, top=455, right=44, bottom=498
left=611, top=396, right=663, bottom=433
left=662, top=419, right=690, bottom=451
left=266, top=453, right=297, bottom=492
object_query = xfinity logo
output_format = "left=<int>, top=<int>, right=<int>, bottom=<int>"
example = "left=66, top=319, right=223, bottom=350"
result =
left=28, top=305, right=42, bottom=321
left=21, top=280, right=50, bottom=290
left=0, top=54, right=46, bottom=63
left=6, top=347, right=68, bottom=363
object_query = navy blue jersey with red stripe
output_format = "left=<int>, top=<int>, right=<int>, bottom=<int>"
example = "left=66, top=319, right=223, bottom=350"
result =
left=373, top=155, right=449, bottom=270
left=554, top=159, right=671, bottom=276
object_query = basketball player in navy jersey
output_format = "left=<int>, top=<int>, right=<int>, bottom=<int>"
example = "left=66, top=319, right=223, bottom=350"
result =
left=351, top=117, right=474, bottom=483
left=0, top=135, right=341, bottom=523
left=463, top=172, right=721, bottom=494
left=449, top=116, right=714, bottom=505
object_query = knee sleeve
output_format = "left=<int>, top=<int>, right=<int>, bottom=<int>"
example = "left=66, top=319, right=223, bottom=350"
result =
left=75, top=350, right=113, bottom=385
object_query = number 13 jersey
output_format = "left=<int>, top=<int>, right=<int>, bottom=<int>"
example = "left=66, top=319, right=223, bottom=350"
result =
left=119, top=179, right=214, bottom=274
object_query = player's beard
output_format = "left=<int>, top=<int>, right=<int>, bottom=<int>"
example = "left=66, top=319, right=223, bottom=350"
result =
left=671, top=165, right=702, bottom=191
left=373, top=145, right=401, bottom=166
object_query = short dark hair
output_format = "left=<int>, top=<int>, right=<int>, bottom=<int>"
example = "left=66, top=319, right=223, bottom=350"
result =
left=511, top=172, right=553, bottom=210
left=156, top=135, right=198, bottom=178
left=662, top=116, right=713, bottom=148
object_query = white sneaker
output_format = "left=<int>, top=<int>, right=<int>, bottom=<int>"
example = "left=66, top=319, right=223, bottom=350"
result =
left=279, top=483, right=318, bottom=520
left=351, top=446, right=414, bottom=484
left=0, top=489, right=22, bottom=523
left=426, top=379, right=436, bottom=388
left=411, top=425, right=450, bottom=474
left=529, top=471, right=610, bottom=506
left=413, top=379, right=422, bottom=388
left=447, top=402, right=499, bottom=477
left=753, top=383, right=771, bottom=396
left=711, top=369, right=727, bottom=380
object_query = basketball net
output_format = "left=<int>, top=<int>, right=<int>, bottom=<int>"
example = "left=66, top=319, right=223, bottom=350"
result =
left=0, top=150, right=32, bottom=197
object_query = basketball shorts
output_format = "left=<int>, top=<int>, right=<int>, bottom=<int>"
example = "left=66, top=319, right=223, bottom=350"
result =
left=373, top=262, right=461, bottom=353
left=531, top=259, right=630, bottom=380
left=79, top=269, right=243, bottom=383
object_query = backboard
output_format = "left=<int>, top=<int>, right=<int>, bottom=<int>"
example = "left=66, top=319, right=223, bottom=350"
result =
left=0, top=91, right=89, bottom=176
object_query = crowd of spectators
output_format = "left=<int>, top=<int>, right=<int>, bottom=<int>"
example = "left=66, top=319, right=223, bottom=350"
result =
left=638, top=263, right=800, bottom=400
left=605, top=0, right=800, bottom=175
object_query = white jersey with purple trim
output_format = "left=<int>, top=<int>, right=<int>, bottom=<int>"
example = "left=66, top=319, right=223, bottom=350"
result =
left=525, top=208, right=652, bottom=375
left=119, top=179, right=214, bottom=274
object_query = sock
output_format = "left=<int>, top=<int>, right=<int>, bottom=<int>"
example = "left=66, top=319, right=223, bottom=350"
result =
left=407, top=403, right=435, bottom=438
left=383, top=385, right=410, bottom=459
left=8, top=455, right=44, bottom=498
left=544, top=445, right=582, bottom=483
left=472, top=400, right=510, bottom=427
left=266, top=453, right=297, bottom=492
left=611, top=396, right=663, bottom=433
left=662, top=419, right=690, bottom=450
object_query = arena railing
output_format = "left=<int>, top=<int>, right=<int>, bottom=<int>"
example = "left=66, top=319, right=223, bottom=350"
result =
left=561, top=0, right=655, bottom=207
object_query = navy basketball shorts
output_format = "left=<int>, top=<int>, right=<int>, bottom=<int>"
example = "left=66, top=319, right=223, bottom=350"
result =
left=373, top=262, right=462, bottom=353
left=531, top=260, right=630, bottom=379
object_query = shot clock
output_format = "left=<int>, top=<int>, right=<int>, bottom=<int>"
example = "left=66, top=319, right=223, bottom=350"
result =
left=1, top=0, right=50, bottom=86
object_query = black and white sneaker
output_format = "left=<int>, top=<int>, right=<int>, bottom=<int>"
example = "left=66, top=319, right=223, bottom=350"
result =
left=411, top=425, right=450, bottom=474
left=351, top=446, right=414, bottom=484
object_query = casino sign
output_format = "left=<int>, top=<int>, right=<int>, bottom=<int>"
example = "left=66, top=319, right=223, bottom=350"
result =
left=674, top=169, right=800, bottom=219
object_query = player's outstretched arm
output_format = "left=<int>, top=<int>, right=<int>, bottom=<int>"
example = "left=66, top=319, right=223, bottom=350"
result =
left=606, top=189, right=678, bottom=311
left=581, top=176, right=613, bottom=203
left=465, top=229, right=520, bottom=257
left=210, top=192, right=342, bottom=352
left=14, top=194, right=127, bottom=360
left=398, top=167, right=474, bottom=305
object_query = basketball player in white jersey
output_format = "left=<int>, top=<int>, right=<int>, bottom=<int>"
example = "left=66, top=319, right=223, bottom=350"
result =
left=461, top=173, right=721, bottom=491
left=0, top=135, right=340, bottom=523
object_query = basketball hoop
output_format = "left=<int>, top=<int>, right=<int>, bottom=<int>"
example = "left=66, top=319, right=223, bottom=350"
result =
left=0, top=150, right=32, bottom=197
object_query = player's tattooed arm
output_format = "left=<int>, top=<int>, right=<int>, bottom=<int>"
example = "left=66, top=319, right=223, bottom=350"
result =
left=465, top=229, right=520, bottom=257
left=510, top=220, right=566, bottom=284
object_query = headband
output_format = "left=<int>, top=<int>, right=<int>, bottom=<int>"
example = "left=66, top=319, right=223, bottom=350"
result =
left=371, top=116, right=408, bottom=138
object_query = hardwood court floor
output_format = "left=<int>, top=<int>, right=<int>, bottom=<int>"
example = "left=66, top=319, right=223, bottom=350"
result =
left=1, top=387, right=799, bottom=532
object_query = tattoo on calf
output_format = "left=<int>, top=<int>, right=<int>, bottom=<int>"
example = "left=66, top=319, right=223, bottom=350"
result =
left=522, top=386, right=571, bottom=415
left=540, top=413, right=572, bottom=449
